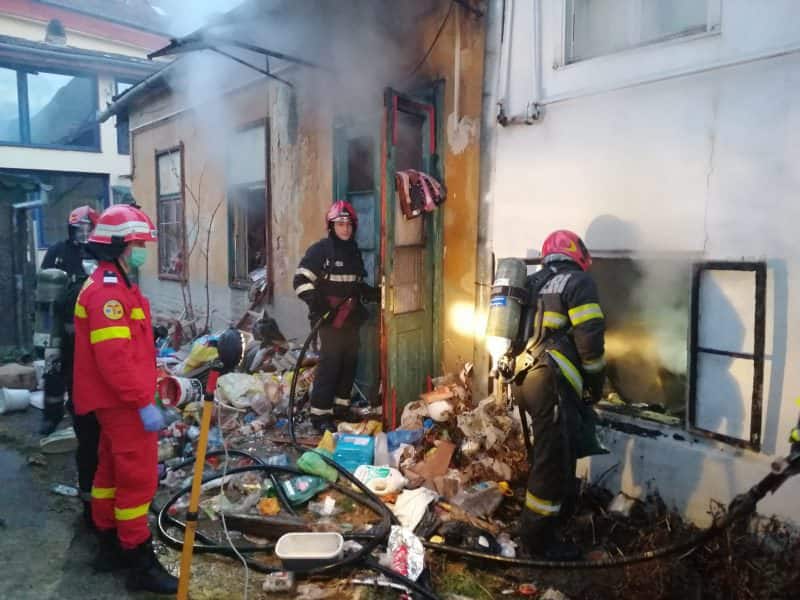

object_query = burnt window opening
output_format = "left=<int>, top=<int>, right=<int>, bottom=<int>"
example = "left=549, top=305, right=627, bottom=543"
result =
left=227, top=122, right=270, bottom=291
left=688, top=262, right=766, bottom=451
left=590, top=257, right=691, bottom=425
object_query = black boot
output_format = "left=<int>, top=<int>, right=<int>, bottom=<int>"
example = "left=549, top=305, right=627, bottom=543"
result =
left=124, top=537, right=178, bottom=595
left=519, top=510, right=582, bottom=561
left=333, top=404, right=357, bottom=422
left=39, top=401, right=63, bottom=435
left=93, top=529, right=127, bottom=572
left=310, top=415, right=337, bottom=434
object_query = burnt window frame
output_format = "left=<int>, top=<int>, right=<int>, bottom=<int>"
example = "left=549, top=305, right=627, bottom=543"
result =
left=226, top=119, right=271, bottom=294
left=155, top=143, right=186, bottom=281
left=688, top=261, right=766, bottom=451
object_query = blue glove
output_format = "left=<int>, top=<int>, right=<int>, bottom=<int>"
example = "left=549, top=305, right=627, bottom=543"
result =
left=139, top=404, right=165, bottom=432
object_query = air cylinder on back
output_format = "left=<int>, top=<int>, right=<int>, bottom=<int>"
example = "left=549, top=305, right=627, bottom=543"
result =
left=485, top=258, right=528, bottom=370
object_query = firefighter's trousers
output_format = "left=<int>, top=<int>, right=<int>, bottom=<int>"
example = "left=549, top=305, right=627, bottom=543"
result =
left=310, top=325, right=360, bottom=416
left=66, top=392, right=100, bottom=498
left=92, top=407, right=157, bottom=549
left=513, top=362, right=579, bottom=550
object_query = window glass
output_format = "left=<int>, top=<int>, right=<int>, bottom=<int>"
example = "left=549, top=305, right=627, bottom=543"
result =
left=27, top=71, right=96, bottom=147
left=566, top=0, right=712, bottom=63
left=156, top=148, right=185, bottom=278
left=157, top=151, right=182, bottom=195
left=0, top=67, right=20, bottom=143
left=37, top=172, right=107, bottom=247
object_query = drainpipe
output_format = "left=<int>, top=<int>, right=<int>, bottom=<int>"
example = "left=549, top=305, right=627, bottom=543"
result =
left=473, top=0, right=505, bottom=398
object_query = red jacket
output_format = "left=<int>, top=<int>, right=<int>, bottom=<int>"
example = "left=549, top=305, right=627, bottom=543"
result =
left=72, top=262, right=156, bottom=414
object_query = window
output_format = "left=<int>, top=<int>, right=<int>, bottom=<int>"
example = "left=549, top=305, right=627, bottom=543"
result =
left=115, top=80, right=134, bottom=155
left=0, top=64, right=99, bottom=149
left=156, top=147, right=185, bottom=279
left=29, top=171, right=108, bottom=248
left=689, top=263, right=766, bottom=450
left=565, top=0, right=720, bottom=63
left=227, top=123, right=269, bottom=288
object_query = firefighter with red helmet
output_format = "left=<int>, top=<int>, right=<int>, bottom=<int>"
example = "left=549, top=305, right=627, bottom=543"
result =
left=293, top=200, right=378, bottom=433
left=73, top=204, right=177, bottom=594
left=513, top=229, right=606, bottom=560
left=39, top=205, right=100, bottom=436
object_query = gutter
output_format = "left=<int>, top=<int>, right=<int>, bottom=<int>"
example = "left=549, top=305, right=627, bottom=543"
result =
left=473, top=0, right=504, bottom=397
left=0, top=39, right=157, bottom=74
left=97, top=62, right=174, bottom=122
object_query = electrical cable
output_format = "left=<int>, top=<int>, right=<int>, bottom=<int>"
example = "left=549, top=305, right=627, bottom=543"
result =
left=405, top=0, right=455, bottom=79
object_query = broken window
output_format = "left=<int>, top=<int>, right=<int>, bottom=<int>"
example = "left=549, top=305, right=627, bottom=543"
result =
left=589, top=257, right=691, bottom=425
left=156, top=147, right=185, bottom=279
left=689, top=263, right=766, bottom=450
left=227, top=123, right=269, bottom=289
left=565, top=0, right=720, bottom=64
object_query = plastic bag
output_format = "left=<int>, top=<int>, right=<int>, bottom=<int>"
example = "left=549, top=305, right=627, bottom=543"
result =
left=179, top=336, right=218, bottom=374
left=217, top=373, right=266, bottom=410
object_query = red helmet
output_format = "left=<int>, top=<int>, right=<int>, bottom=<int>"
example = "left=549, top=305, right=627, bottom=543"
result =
left=68, top=205, right=99, bottom=226
left=88, top=204, right=157, bottom=244
left=541, top=229, right=591, bottom=271
left=326, top=200, right=358, bottom=230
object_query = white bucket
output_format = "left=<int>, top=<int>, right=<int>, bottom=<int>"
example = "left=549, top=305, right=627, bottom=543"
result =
left=157, top=376, right=203, bottom=407
left=0, top=388, right=31, bottom=414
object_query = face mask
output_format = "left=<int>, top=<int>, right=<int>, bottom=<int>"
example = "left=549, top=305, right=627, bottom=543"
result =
left=128, top=246, right=147, bottom=269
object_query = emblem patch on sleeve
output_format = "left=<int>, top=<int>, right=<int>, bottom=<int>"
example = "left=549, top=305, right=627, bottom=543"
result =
left=102, top=300, right=124, bottom=320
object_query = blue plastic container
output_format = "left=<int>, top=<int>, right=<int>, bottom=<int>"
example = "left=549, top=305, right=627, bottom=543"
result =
left=334, top=434, right=375, bottom=472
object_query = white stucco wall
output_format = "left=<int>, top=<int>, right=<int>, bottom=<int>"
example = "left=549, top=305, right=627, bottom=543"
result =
left=490, top=0, right=800, bottom=525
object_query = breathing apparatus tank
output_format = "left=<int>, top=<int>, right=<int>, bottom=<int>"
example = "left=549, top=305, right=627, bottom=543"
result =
left=33, top=268, right=69, bottom=351
left=485, top=258, right=528, bottom=378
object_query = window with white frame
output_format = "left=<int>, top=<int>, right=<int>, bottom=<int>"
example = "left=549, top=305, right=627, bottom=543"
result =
left=565, top=0, right=721, bottom=64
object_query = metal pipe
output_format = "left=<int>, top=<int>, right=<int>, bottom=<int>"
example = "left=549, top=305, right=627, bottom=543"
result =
left=208, top=46, right=293, bottom=87
left=473, top=0, right=505, bottom=398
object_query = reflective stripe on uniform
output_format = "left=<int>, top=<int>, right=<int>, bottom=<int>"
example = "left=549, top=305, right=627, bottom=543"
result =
left=130, top=308, right=146, bottom=320
left=547, top=349, right=583, bottom=395
left=334, top=397, right=350, bottom=406
left=74, top=304, right=87, bottom=319
left=582, top=355, right=607, bottom=374
left=114, top=502, right=150, bottom=521
left=542, top=311, right=568, bottom=329
left=91, top=486, right=116, bottom=500
left=90, top=326, right=131, bottom=344
left=327, top=274, right=359, bottom=282
left=295, top=282, right=315, bottom=296
left=310, top=407, right=334, bottom=416
left=295, top=267, right=317, bottom=282
left=525, top=491, right=561, bottom=516
left=568, top=303, right=604, bottom=326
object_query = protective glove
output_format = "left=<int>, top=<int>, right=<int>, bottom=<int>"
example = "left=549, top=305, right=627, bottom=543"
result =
left=139, top=404, right=165, bottom=432
left=584, top=371, right=605, bottom=405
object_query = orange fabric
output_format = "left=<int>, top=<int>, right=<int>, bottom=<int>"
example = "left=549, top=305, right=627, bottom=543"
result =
left=73, top=261, right=156, bottom=414
left=92, top=407, right=158, bottom=549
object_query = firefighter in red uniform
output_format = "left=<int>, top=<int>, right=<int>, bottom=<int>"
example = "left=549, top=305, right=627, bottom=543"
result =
left=73, top=204, right=177, bottom=594
left=513, top=230, right=606, bottom=560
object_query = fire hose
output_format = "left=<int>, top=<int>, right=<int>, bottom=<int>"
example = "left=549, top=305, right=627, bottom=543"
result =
left=159, top=308, right=800, bottom=597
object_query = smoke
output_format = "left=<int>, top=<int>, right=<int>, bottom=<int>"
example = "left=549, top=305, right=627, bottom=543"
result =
left=150, top=0, right=248, bottom=37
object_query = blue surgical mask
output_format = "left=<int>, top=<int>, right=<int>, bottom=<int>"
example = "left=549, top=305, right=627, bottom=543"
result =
left=128, top=246, right=147, bottom=269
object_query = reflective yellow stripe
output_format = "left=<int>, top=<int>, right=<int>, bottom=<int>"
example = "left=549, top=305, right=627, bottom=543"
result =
left=791, top=428, right=800, bottom=443
left=91, top=486, right=116, bottom=500
left=542, top=311, right=568, bottom=329
left=90, top=326, right=131, bottom=344
left=295, top=282, right=315, bottom=296
left=295, top=267, right=317, bottom=282
left=582, top=355, right=606, bottom=374
left=525, top=491, right=561, bottom=516
left=568, top=303, right=604, bottom=326
left=115, top=502, right=150, bottom=521
left=547, top=349, right=583, bottom=395
left=130, top=308, right=145, bottom=320
left=74, top=304, right=87, bottom=319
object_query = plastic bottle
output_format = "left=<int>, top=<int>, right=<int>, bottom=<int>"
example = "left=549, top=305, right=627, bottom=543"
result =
left=281, top=475, right=328, bottom=506
left=353, top=465, right=407, bottom=496
left=373, top=432, right=390, bottom=466
left=451, top=481, right=504, bottom=518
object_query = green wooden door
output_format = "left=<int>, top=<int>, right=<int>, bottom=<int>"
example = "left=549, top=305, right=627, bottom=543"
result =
left=333, top=117, right=381, bottom=406
left=382, top=89, right=441, bottom=424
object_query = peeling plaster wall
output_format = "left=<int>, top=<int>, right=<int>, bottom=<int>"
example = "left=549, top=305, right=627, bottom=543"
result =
left=489, top=0, right=800, bottom=525
left=129, top=68, right=333, bottom=340
left=419, top=5, right=486, bottom=374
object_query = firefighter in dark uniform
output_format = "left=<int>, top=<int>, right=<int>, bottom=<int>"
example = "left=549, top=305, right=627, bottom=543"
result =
left=40, top=205, right=99, bottom=435
left=513, top=230, right=606, bottom=560
left=293, top=200, right=378, bottom=433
